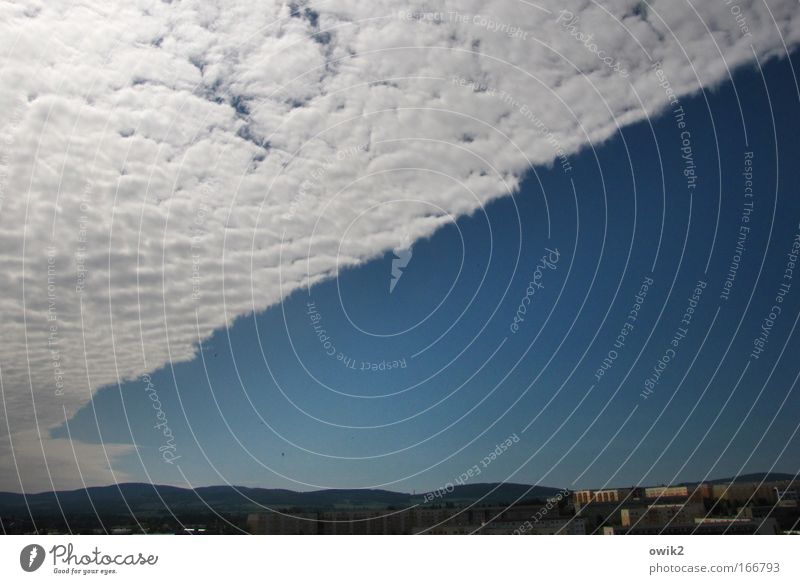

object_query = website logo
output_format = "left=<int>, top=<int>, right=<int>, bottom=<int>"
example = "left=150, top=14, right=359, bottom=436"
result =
left=20, top=544, right=46, bottom=572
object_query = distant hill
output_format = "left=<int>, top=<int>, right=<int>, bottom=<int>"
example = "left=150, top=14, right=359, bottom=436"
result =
left=0, top=482, right=563, bottom=519
left=426, top=482, right=562, bottom=505
left=3, top=473, right=791, bottom=521
left=679, top=472, right=796, bottom=486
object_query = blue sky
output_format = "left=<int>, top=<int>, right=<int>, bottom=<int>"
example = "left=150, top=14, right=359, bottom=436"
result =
left=52, top=49, right=800, bottom=493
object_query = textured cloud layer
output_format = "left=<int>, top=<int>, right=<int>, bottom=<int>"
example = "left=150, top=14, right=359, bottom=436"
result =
left=1, top=0, right=799, bottom=490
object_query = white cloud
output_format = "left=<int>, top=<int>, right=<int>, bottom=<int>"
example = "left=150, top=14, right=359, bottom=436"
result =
left=0, top=0, right=798, bottom=491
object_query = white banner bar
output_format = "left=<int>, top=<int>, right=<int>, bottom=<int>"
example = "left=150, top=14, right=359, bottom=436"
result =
left=1, top=535, right=797, bottom=583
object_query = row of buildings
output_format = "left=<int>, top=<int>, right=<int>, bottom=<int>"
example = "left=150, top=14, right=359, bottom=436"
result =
left=573, top=481, right=799, bottom=507
left=247, top=504, right=586, bottom=535
left=572, top=479, right=797, bottom=535
left=246, top=479, right=798, bottom=535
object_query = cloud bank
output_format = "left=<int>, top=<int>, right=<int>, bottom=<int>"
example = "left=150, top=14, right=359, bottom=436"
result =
left=0, top=0, right=798, bottom=490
